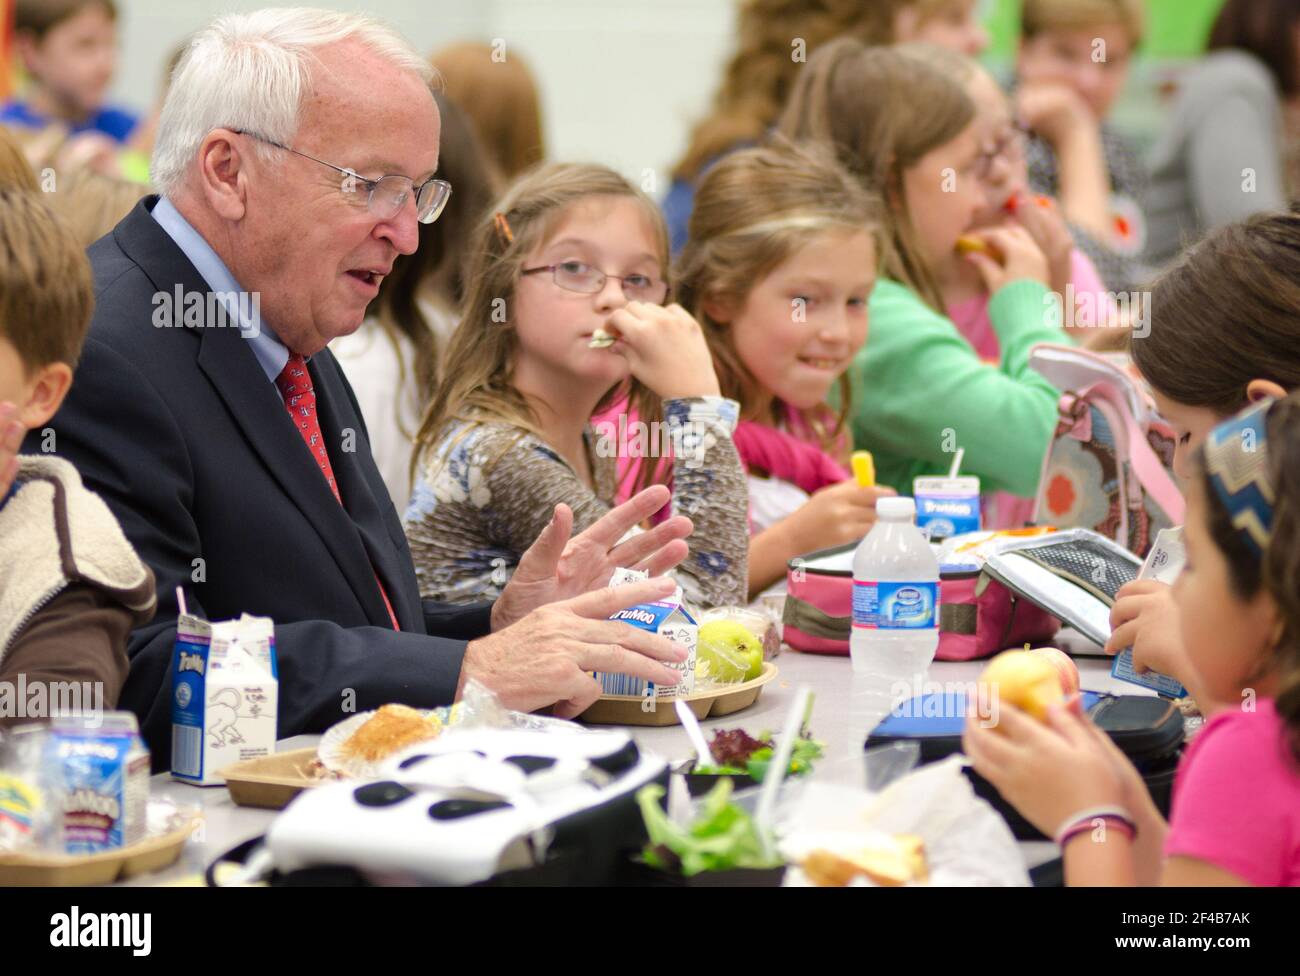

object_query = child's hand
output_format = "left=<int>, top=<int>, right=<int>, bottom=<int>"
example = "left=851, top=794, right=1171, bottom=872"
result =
left=0, top=403, right=22, bottom=499
left=782, top=479, right=897, bottom=553
left=1104, top=580, right=1193, bottom=682
left=1069, top=696, right=1163, bottom=826
left=963, top=696, right=1127, bottom=838
left=962, top=225, right=1050, bottom=293
left=1006, top=193, right=1073, bottom=303
left=604, top=301, right=722, bottom=400
left=1016, top=81, right=1095, bottom=148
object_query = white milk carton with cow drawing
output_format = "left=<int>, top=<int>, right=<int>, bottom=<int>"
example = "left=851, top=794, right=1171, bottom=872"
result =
left=171, top=610, right=279, bottom=785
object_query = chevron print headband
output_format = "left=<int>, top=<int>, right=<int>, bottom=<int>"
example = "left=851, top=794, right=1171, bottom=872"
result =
left=1204, top=398, right=1277, bottom=557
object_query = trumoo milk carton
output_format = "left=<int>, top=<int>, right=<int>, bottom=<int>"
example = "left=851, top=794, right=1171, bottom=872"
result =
left=171, top=612, right=279, bottom=785
left=596, top=569, right=697, bottom=700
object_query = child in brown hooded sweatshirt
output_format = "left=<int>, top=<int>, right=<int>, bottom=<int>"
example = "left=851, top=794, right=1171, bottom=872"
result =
left=0, top=187, right=154, bottom=727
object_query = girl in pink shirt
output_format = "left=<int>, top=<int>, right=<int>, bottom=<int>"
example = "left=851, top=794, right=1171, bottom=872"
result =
left=965, top=394, right=1300, bottom=886
left=600, top=143, right=896, bottom=601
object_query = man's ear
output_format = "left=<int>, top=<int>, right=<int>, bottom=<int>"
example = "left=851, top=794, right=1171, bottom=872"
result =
left=196, top=129, right=248, bottom=222
left=20, top=362, right=73, bottom=430
left=1246, top=379, right=1288, bottom=404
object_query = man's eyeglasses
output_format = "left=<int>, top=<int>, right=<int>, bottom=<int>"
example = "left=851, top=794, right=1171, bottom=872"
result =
left=233, top=129, right=452, bottom=224
left=520, top=260, right=668, bottom=303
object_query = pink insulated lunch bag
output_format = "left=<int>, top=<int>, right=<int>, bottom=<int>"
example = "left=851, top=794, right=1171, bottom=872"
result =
left=782, top=543, right=1059, bottom=660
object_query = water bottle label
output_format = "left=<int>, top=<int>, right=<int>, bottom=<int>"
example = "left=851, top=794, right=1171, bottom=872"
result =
left=852, top=581, right=937, bottom=630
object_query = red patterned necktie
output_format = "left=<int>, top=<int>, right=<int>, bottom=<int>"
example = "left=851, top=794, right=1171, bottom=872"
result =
left=275, top=353, right=400, bottom=630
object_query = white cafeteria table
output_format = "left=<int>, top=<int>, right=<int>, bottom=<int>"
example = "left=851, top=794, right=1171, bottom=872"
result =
left=126, top=638, right=1154, bottom=885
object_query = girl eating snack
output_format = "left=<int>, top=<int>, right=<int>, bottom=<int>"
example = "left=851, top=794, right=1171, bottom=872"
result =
left=404, top=163, right=749, bottom=609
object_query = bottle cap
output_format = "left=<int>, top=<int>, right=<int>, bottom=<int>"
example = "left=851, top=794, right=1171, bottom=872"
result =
left=877, top=496, right=916, bottom=520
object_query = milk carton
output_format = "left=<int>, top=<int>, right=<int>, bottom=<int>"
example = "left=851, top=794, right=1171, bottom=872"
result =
left=46, top=713, right=149, bottom=854
left=913, top=476, right=982, bottom=540
left=596, top=569, right=697, bottom=699
left=171, top=612, right=279, bottom=785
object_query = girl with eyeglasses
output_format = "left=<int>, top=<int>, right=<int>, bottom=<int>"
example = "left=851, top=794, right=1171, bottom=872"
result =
left=912, top=47, right=1112, bottom=353
left=403, top=163, right=749, bottom=609
left=778, top=40, right=1067, bottom=511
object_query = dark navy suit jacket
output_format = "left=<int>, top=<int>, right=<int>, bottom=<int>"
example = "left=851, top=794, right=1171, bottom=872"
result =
left=30, top=197, right=491, bottom=765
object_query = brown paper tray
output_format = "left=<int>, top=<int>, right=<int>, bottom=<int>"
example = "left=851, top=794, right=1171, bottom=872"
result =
left=219, top=747, right=328, bottom=810
left=579, top=662, right=778, bottom=726
left=0, top=816, right=201, bottom=887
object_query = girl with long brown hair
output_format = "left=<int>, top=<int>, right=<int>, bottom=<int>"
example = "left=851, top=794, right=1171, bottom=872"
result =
left=663, top=0, right=987, bottom=255
left=404, top=163, right=749, bottom=609
left=1101, top=212, right=1299, bottom=696
left=675, top=141, right=893, bottom=599
left=777, top=39, right=1062, bottom=502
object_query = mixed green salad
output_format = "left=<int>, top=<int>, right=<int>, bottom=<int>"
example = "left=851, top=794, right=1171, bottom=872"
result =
left=691, top=726, right=824, bottom=781
left=637, top=779, right=781, bottom=876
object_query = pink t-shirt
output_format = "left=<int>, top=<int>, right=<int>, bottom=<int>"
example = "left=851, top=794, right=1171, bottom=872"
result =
left=1163, top=699, right=1300, bottom=886
left=945, top=249, right=1103, bottom=530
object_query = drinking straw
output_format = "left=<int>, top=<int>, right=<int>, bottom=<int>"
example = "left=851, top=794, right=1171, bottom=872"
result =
left=675, top=699, right=715, bottom=766
left=948, top=447, right=965, bottom=479
left=755, top=684, right=812, bottom=859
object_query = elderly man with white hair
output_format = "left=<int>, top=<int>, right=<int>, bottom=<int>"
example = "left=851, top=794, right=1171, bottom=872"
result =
left=32, top=8, right=694, bottom=766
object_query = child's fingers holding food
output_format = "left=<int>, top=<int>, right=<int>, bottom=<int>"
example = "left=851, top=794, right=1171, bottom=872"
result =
left=604, top=303, right=720, bottom=399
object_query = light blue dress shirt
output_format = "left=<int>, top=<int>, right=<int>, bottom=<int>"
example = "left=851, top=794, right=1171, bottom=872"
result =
left=151, top=196, right=291, bottom=383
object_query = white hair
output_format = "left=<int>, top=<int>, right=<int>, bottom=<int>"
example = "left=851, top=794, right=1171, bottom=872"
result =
left=151, top=7, right=434, bottom=196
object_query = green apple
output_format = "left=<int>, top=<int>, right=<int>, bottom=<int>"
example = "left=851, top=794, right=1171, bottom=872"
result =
left=696, top=620, right=764, bottom=683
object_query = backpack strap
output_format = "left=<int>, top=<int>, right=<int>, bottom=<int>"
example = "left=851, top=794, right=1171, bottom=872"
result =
left=1087, top=381, right=1186, bottom=525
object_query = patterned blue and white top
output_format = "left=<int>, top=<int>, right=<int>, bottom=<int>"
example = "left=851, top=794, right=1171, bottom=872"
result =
left=403, top=396, right=749, bottom=610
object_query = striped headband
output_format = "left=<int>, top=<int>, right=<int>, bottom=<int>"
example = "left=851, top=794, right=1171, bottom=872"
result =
left=1203, top=398, right=1276, bottom=557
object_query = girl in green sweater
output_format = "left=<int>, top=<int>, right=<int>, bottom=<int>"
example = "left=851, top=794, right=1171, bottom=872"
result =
left=778, top=39, right=1068, bottom=501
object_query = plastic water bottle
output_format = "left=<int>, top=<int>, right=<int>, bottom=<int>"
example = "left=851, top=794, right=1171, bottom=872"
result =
left=850, top=497, right=940, bottom=691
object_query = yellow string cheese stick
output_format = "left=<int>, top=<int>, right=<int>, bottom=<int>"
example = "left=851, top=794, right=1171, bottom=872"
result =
left=851, top=450, right=875, bottom=488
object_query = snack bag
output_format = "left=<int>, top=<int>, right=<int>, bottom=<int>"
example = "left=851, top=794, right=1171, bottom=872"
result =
left=0, top=728, right=48, bottom=853
left=172, top=611, right=279, bottom=785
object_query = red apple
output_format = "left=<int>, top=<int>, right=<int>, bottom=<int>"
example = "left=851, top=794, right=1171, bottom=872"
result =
left=1028, top=645, right=1080, bottom=697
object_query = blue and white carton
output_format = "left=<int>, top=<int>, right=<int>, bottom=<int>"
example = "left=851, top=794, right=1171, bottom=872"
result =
left=46, top=713, right=149, bottom=854
left=171, top=612, right=279, bottom=785
left=913, top=476, right=982, bottom=539
left=596, top=569, right=697, bottom=699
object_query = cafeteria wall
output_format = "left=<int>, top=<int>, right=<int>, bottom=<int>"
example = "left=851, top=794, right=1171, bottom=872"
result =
left=108, top=0, right=1231, bottom=191
left=108, top=0, right=736, bottom=191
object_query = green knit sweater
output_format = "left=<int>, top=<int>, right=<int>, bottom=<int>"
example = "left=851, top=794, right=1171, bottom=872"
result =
left=845, top=278, right=1070, bottom=498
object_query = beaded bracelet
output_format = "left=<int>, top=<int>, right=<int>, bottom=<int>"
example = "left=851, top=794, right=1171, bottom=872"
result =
left=1058, top=815, right=1135, bottom=849
left=1053, top=805, right=1137, bottom=847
